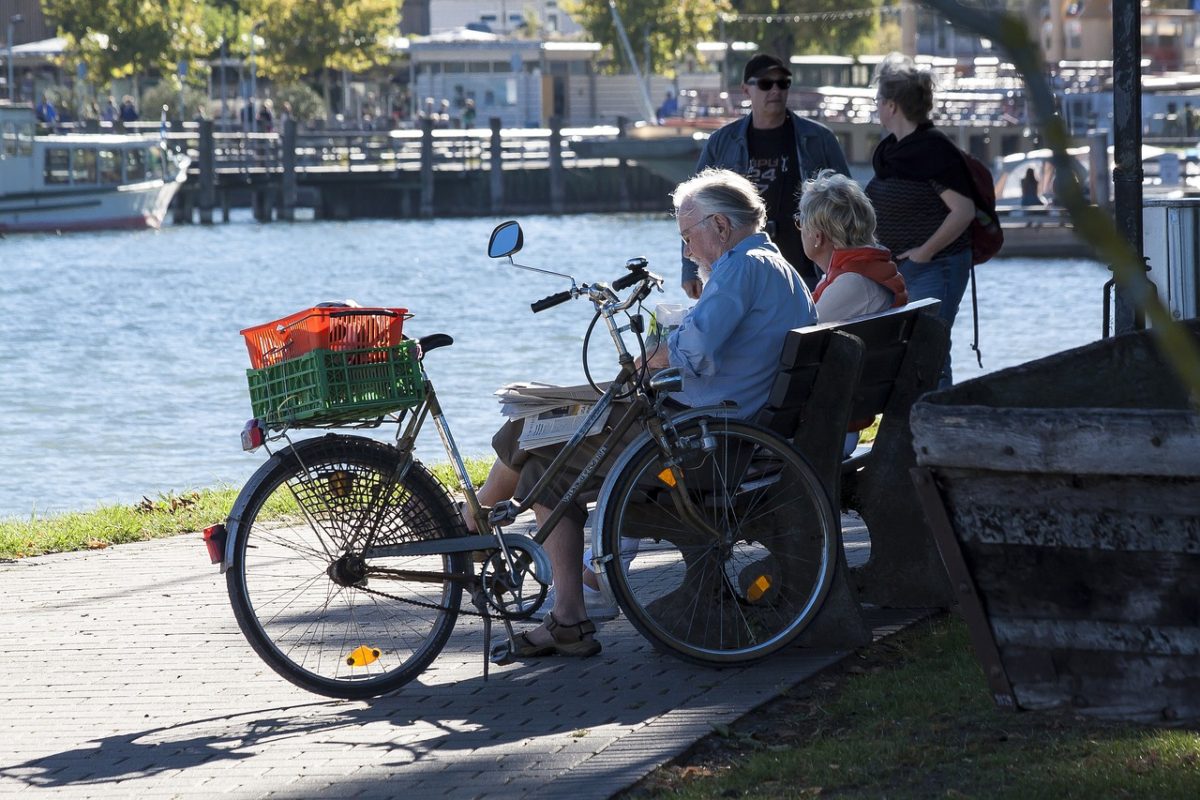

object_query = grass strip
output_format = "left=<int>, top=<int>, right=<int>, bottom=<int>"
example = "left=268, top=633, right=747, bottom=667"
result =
left=0, top=455, right=495, bottom=560
left=628, top=615, right=1200, bottom=799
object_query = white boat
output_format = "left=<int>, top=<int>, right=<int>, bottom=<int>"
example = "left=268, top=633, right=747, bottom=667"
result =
left=0, top=103, right=189, bottom=233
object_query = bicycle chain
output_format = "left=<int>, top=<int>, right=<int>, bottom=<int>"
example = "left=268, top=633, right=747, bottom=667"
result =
left=356, top=569, right=495, bottom=619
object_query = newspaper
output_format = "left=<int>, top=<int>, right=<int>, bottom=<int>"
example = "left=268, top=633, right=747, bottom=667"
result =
left=495, top=381, right=610, bottom=449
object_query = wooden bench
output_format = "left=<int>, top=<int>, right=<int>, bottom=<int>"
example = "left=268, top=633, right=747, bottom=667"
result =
left=753, top=298, right=953, bottom=646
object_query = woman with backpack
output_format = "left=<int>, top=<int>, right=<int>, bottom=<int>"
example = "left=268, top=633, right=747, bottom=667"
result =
left=866, top=52, right=976, bottom=387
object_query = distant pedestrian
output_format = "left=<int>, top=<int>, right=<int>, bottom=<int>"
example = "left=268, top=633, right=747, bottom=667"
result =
left=257, top=98, right=274, bottom=133
left=462, top=97, right=477, bottom=129
left=119, top=95, right=139, bottom=123
left=35, top=94, right=58, bottom=127
left=100, top=95, right=118, bottom=124
left=1020, top=167, right=1040, bottom=206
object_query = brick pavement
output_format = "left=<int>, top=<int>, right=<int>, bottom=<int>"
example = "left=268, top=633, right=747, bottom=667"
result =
left=0, top=513, right=921, bottom=799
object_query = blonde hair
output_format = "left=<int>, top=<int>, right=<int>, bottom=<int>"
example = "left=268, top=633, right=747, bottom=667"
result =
left=873, top=52, right=935, bottom=124
left=672, top=167, right=767, bottom=232
left=794, top=170, right=877, bottom=249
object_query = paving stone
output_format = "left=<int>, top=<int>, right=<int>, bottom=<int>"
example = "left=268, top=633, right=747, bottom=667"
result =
left=0, top=520, right=928, bottom=798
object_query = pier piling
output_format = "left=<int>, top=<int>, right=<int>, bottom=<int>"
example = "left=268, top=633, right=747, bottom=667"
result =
left=198, top=119, right=214, bottom=225
left=420, top=118, right=435, bottom=219
left=489, top=117, right=504, bottom=213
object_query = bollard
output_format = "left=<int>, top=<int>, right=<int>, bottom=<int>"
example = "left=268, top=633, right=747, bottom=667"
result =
left=419, top=117, right=435, bottom=218
left=279, top=118, right=297, bottom=221
left=489, top=117, right=504, bottom=213
left=198, top=119, right=215, bottom=224
left=549, top=116, right=564, bottom=215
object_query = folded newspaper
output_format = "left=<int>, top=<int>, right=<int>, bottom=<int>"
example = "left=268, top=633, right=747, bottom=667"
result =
left=496, top=381, right=611, bottom=449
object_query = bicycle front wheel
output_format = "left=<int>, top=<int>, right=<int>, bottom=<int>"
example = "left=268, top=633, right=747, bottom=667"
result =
left=600, top=417, right=837, bottom=665
left=227, top=434, right=468, bottom=698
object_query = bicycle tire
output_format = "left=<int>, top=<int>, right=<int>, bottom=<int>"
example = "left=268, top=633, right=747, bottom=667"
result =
left=599, top=417, right=837, bottom=665
left=226, top=434, right=468, bottom=698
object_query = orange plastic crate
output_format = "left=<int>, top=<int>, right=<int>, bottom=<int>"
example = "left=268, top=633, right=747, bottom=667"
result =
left=240, top=306, right=410, bottom=369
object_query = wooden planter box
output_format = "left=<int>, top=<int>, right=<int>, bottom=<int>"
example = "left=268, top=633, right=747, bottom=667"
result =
left=910, top=322, right=1200, bottom=723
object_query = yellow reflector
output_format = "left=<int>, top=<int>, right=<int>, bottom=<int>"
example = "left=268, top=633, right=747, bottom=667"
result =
left=345, top=645, right=381, bottom=667
left=657, top=468, right=677, bottom=487
left=746, top=575, right=771, bottom=602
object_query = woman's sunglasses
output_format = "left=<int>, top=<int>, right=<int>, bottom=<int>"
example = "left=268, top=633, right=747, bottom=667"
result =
left=750, top=77, right=792, bottom=91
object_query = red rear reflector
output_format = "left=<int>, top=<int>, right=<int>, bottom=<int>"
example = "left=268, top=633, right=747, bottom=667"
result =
left=241, top=419, right=265, bottom=451
left=203, top=524, right=227, bottom=564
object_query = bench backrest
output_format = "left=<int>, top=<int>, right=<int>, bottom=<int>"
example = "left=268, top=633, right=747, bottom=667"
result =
left=756, top=298, right=942, bottom=439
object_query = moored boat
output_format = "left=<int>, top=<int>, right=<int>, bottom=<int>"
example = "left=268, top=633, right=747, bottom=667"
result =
left=0, top=102, right=189, bottom=234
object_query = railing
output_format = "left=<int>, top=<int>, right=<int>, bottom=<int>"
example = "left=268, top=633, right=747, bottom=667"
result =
left=156, top=125, right=624, bottom=177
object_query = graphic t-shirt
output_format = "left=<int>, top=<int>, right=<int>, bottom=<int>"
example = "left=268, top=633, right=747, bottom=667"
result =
left=745, top=117, right=814, bottom=289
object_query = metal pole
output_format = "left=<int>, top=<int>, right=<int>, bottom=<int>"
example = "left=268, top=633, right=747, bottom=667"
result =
left=1111, top=0, right=1145, bottom=333
left=7, top=14, right=23, bottom=102
left=607, top=0, right=658, bottom=125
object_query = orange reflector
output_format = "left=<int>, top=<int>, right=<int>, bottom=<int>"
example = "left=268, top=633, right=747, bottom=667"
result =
left=657, top=468, right=677, bottom=487
left=345, top=645, right=381, bottom=667
left=746, top=575, right=771, bottom=602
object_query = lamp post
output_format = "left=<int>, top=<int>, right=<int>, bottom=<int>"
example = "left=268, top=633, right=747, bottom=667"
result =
left=6, top=14, right=23, bottom=102
left=249, top=21, right=263, bottom=133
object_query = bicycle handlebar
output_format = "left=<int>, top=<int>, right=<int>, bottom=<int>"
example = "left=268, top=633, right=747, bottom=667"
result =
left=530, top=290, right=574, bottom=313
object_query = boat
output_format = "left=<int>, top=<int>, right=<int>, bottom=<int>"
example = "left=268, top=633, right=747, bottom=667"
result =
left=0, top=102, right=189, bottom=233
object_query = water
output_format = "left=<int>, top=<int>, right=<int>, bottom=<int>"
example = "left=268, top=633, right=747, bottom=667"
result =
left=0, top=213, right=1107, bottom=517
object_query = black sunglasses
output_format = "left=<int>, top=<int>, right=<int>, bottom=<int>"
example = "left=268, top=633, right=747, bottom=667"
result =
left=750, top=77, right=791, bottom=91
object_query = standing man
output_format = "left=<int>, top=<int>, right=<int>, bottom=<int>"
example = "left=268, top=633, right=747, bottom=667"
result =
left=682, top=54, right=851, bottom=298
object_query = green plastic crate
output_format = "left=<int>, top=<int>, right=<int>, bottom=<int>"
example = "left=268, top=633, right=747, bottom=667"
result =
left=247, top=341, right=424, bottom=427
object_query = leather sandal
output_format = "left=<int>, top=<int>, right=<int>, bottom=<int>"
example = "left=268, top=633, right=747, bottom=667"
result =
left=509, top=612, right=602, bottom=658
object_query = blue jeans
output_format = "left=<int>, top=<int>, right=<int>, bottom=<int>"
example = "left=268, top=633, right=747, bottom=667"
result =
left=898, top=249, right=971, bottom=387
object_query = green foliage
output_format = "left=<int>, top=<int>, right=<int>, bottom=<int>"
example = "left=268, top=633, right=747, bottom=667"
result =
left=725, top=0, right=883, bottom=67
left=246, top=0, right=400, bottom=83
left=45, top=0, right=216, bottom=84
left=639, top=617, right=1200, bottom=799
left=564, top=0, right=731, bottom=77
left=0, top=456, right=495, bottom=560
left=269, top=81, right=326, bottom=122
left=0, top=489, right=239, bottom=559
left=141, top=79, right=211, bottom=120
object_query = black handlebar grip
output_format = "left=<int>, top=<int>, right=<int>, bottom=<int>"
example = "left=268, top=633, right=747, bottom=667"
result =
left=612, top=271, right=645, bottom=292
left=531, top=290, right=573, bottom=313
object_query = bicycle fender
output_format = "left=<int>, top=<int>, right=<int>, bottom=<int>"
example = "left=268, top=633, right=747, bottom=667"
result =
left=587, top=405, right=739, bottom=584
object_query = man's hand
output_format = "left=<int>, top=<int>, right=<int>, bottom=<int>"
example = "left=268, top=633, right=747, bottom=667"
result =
left=635, top=344, right=671, bottom=371
left=682, top=279, right=702, bottom=300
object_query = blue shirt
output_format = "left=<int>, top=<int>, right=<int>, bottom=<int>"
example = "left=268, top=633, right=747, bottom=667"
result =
left=668, top=232, right=816, bottom=415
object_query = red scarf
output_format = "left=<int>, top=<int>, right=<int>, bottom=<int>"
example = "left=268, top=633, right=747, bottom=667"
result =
left=811, top=247, right=907, bottom=308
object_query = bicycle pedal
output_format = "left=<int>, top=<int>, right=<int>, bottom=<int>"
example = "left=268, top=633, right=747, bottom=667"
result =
left=489, top=641, right=513, bottom=665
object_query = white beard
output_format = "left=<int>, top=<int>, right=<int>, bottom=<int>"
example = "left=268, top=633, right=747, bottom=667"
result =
left=698, top=262, right=713, bottom=283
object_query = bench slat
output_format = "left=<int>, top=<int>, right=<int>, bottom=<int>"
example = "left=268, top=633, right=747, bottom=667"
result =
left=766, top=364, right=821, bottom=408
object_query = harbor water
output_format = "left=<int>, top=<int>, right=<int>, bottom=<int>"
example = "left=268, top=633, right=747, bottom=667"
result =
left=0, top=212, right=1107, bottom=518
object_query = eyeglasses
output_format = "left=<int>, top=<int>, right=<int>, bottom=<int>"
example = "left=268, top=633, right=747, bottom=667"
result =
left=750, top=77, right=792, bottom=91
left=679, top=213, right=716, bottom=245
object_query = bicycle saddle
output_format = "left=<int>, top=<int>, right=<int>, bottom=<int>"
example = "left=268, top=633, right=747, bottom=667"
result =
left=418, top=333, right=454, bottom=354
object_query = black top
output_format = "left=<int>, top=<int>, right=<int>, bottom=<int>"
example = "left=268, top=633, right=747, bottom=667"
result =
left=867, top=123, right=972, bottom=259
left=746, top=116, right=815, bottom=289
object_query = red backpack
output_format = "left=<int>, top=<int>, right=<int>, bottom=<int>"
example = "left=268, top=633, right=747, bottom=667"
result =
left=960, top=150, right=1004, bottom=265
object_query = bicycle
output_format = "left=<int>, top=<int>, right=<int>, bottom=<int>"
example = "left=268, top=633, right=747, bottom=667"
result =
left=209, top=220, right=839, bottom=699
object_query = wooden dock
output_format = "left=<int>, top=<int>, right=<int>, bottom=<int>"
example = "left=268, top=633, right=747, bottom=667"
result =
left=169, top=118, right=674, bottom=223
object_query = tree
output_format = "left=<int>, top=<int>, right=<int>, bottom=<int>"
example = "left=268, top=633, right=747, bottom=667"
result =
left=721, top=0, right=883, bottom=66
left=565, top=0, right=731, bottom=77
left=45, top=0, right=216, bottom=88
left=245, top=0, right=400, bottom=117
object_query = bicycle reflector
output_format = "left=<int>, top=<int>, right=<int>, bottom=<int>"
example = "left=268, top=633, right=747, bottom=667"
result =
left=203, top=524, right=227, bottom=564
left=241, top=419, right=265, bottom=451
left=346, top=645, right=381, bottom=667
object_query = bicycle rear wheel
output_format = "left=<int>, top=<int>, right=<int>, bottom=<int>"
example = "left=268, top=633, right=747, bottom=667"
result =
left=599, top=417, right=837, bottom=665
left=226, top=434, right=468, bottom=698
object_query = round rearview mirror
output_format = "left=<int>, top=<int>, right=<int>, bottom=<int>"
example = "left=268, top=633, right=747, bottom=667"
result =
left=488, top=221, right=523, bottom=259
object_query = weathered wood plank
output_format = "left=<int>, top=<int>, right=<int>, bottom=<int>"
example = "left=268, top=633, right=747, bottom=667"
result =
left=992, top=617, right=1200, bottom=656
left=963, top=542, right=1200, bottom=625
left=1001, top=645, right=1200, bottom=723
left=939, top=472, right=1200, bottom=552
left=912, top=406, right=1200, bottom=476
